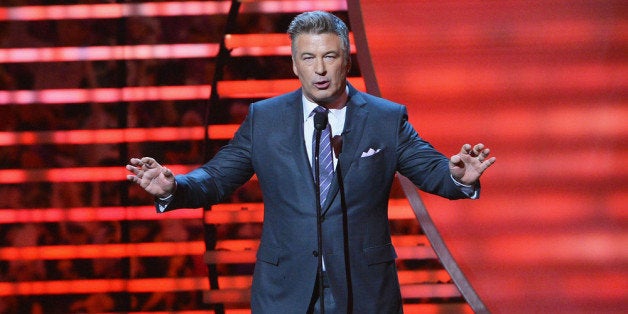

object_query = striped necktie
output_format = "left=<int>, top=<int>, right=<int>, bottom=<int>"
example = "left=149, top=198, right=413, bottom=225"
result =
left=312, top=106, right=334, bottom=205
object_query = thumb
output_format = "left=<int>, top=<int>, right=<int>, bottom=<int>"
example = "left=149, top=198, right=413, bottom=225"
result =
left=450, top=154, right=462, bottom=166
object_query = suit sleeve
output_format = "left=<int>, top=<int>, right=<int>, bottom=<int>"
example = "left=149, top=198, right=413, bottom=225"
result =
left=395, top=107, right=470, bottom=199
left=159, top=106, right=256, bottom=211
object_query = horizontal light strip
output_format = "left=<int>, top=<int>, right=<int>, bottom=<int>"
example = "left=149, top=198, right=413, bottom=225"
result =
left=0, top=125, right=239, bottom=146
left=226, top=32, right=356, bottom=56
left=0, top=235, right=427, bottom=260
left=0, top=33, right=357, bottom=63
left=403, top=304, right=472, bottom=314
left=0, top=273, right=445, bottom=297
left=0, top=102, right=628, bottom=147
left=397, top=269, right=452, bottom=285
left=0, top=241, right=206, bottom=261
left=203, top=288, right=249, bottom=304
left=3, top=148, right=625, bottom=184
left=1, top=104, right=624, bottom=147
left=401, top=283, right=461, bottom=299
left=0, top=44, right=219, bottom=63
left=0, top=205, right=196, bottom=224
left=0, top=1, right=230, bottom=21
left=0, top=165, right=196, bottom=183
left=1, top=85, right=209, bottom=105
left=225, top=33, right=292, bottom=48
left=0, top=21, right=619, bottom=63
left=0, top=21, right=619, bottom=62
left=0, top=277, right=209, bottom=296
left=0, top=1, right=347, bottom=21
left=0, top=78, right=366, bottom=104
left=0, top=199, right=414, bottom=224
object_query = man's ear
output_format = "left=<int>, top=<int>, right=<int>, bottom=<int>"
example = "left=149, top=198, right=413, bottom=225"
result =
left=292, top=58, right=298, bottom=76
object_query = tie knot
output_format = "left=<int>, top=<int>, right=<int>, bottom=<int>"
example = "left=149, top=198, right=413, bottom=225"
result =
left=312, top=106, right=327, bottom=115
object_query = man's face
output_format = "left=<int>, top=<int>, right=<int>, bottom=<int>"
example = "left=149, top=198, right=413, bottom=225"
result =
left=292, top=33, right=351, bottom=108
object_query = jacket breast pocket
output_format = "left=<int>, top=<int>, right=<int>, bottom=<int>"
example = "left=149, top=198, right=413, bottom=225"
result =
left=357, top=147, right=388, bottom=170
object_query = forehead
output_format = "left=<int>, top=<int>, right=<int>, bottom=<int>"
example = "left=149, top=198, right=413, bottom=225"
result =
left=293, top=33, right=343, bottom=53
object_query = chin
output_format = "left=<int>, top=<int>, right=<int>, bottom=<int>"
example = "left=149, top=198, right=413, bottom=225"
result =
left=313, top=92, right=340, bottom=104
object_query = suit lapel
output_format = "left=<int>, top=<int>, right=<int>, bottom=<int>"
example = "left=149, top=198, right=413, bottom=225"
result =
left=322, top=85, right=368, bottom=215
left=282, top=90, right=313, bottom=186
left=338, top=86, right=369, bottom=180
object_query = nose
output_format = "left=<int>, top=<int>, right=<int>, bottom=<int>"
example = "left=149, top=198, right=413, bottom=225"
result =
left=314, top=58, right=326, bottom=75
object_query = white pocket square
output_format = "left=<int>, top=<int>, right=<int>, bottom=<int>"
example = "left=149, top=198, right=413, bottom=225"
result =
left=361, top=148, right=381, bottom=158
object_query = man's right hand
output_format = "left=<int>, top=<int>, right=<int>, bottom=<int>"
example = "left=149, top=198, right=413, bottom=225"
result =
left=126, top=157, right=176, bottom=198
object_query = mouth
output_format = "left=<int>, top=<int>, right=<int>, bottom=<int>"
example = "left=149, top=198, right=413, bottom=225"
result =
left=314, top=80, right=330, bottom=89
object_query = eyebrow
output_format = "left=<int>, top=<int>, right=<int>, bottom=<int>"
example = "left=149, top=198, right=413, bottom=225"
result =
left=299, top=50, right=340, bottom=57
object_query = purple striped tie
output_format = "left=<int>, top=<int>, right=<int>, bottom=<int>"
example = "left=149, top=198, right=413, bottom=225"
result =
left=312, top=106, right=334, bottom=205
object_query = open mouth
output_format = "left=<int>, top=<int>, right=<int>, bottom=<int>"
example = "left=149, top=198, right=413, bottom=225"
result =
left=314, top=80, right=330, bottom=89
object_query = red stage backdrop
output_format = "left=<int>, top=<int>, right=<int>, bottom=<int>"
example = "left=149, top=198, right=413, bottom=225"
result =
left=357, top=0, right=627, bottom=313
left=0, top=1, right=625, bottom=313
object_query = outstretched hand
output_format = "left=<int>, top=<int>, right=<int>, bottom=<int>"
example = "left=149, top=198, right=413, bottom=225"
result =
left=449, top=143, right=496, bottom=185
left=126, top=157, right=176, bottom=198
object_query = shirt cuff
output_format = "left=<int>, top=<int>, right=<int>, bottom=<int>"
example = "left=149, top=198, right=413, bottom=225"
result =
left=156, top=194, right=174, bottom=212
left=450, top=175, right=479, bottom=199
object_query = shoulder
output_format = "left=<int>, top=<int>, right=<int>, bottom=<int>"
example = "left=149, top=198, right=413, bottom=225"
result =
left=250, top=89, right=301, bottom=113
left=351, top=88, right=407, bottom=116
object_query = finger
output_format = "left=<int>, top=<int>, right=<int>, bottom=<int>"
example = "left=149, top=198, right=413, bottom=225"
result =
left=480, top=156, right=496, bottom=171
left=126, top=174, right=139, bottom=183
left=460, top=144, right=472, bottom=155
left=129, top=158, right=142, bottom=166
left=141, top=157, right=158, bottom=168
left=126, top=164, right=141, bottom=175
left=450, top=154, right=462, bottom=165
left=471, top=143, right=484, bottom=157
left=477, top=148, right=490, bottom=162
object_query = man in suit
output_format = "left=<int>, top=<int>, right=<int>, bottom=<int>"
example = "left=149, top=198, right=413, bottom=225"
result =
left=126, top=11, right=495, bottom=313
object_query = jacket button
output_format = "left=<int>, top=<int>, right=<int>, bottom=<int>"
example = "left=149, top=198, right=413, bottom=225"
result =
left=312, top=251, right=319, bottom=257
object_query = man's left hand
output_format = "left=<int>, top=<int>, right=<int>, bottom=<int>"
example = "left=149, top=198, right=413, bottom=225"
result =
left=450, top=143, right=496, bottom=185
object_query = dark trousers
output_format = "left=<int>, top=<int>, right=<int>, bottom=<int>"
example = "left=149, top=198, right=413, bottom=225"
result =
left=307, top=271, right=336, bottom=313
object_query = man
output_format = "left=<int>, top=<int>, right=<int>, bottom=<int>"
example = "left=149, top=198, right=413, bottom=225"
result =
left=126, top=11, right=495, bottom=313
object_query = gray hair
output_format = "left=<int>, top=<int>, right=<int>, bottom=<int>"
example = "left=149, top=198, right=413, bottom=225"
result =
left=287, top=11, right=350, bottom=62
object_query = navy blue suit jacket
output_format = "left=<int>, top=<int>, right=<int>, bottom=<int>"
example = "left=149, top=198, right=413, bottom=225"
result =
left=163, top=84, right=471, bottom=313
